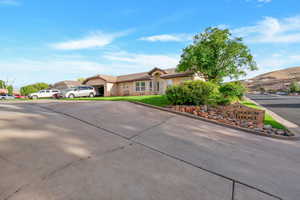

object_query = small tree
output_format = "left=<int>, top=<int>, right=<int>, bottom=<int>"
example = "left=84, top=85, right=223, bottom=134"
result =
left=177, top=27, right=257, bottom=83
left=259, top=87, right=265, bottom=94
left=289, top=81, right=300, bottom=93
left=7, top=85, right=13, bottom=95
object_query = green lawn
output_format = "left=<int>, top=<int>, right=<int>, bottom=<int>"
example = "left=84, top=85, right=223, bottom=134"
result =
left=240, top=101, right=286, bottom=130
left=62, top=95, right=171, bottom=107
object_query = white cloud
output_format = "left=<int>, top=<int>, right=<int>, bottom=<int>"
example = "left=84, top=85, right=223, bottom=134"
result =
left=257, top=0, right=272, bottom=3
left=245, top=52, right=300, bottom=79
left=51, top=31, right=127, bottom=50
left=257, top=54, right=300, bottom=69
left=0, top=50, right=180, bottom=87
left=233, top=15, right=300, bottom=43
left=103, top=51, right=179, bottom=68
left=0, top=57, right=108, bottom=87
left=139, top=34, right=192, bottom=42
left=0, top=0, right=20, bottom=6
left=245, top=0, right=272, bottom=4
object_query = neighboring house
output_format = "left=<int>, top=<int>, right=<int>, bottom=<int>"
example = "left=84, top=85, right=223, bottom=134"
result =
left=13, top=90, right=20, bottom=96
left=83, top=67, right=204, bottom=97
left=0, top=88, right=8, bottom=95
left=53, top=80, right=82, bottom=90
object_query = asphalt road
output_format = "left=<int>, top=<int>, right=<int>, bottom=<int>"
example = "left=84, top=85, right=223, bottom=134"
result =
left=247, top=94, right=300, bottom=126
left=1, top=101, right=300, bottom=200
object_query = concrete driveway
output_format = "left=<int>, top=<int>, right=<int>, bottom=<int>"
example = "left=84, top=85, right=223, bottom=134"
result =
left=1, top=101, right=300, bottom=200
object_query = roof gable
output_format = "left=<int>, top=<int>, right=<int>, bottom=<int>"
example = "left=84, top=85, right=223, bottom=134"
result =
left=148, top=67, right=167, bottom=76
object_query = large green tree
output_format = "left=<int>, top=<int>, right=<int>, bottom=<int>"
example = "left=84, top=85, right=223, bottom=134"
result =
left=177, top=27, right=257, bottom=83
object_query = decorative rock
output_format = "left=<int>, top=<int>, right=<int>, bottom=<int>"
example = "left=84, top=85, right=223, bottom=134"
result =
left=172, top=105, right=293, bottom=137
left=276, top=130, right=285, bottom=135
left=264, top=125, right=272, bottom=129
left=254, top=127, right=263, bottom=132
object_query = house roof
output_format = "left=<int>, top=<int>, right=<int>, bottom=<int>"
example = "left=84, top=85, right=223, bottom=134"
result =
left=84, top=67, right=194, bottom=84
left=54, top=80, right=82, bottom=86
left=83, top=75, right=117, bottom=84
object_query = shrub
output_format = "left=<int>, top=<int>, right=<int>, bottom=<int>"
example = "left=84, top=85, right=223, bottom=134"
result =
left=166, top=80, right=219, bottom=105
left=289, top=81, right=300, bottom=93
left=218, top=81, right=246, bottom=105
left=165, top=84, right=191, bottom=105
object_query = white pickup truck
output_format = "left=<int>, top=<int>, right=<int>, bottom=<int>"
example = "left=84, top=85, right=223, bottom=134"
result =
left=29, top=89, right=60, bottom=99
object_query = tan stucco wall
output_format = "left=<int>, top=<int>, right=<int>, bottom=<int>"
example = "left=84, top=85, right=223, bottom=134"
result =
left=115, top=76, right=195, bottom=96
left=161, top=76, right=194, bottom=93
left=106, top=82, right=118, bottom=96
left=116, top=81, right=153, bottom=96
left=193, top=73, right=206, bottom=81
left=85, top=74, right=203, bottom=97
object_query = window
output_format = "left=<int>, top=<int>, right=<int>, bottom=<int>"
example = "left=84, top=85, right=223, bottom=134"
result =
left=149, top=81, right=153, bottom=91
left=136, top=81, right=146, bottom=91
left=166, top=79, right=173, bottom=86
left=79, top=86, right=89, bottom=90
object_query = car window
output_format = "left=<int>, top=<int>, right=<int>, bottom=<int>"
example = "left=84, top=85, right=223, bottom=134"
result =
left=46, top=90, right=50, bottom=93
left=40, top=91, right=45, bottom=93
left=79, top=86, right=88, bottom=90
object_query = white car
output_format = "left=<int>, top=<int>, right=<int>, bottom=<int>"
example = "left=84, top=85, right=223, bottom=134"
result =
left=29, top=89, right=60, bottom=99
left=61, top=86, right=96, bottom=98
left=0, top=94, right=15, bottom=100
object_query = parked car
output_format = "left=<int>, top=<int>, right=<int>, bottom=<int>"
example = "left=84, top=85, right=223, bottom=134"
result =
left=61, top=86, right=96, bottom=98
left=276, top=91, right=288, bottom=95
left=14, top=94, right=26, bottom=99
left=28, top=89, right=60, bottom=99
left=0, top=94, right=15, bottom=100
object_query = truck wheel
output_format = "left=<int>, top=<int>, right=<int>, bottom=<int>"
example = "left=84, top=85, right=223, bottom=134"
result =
left=68, top=94, right=75, bottom=99
left=32, top=95, right=38, bottom=100
left=89, top=93, right=95, bottom=98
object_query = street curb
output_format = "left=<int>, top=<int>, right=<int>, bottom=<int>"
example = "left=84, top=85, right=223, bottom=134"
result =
left=129, top=101, right=300, bottom=141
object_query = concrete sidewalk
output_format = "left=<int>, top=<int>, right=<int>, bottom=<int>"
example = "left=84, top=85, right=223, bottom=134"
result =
left=1, top=101, right=299, bottom=199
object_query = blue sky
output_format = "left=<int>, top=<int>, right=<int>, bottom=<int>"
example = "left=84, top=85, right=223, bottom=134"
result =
left=1, top=0, right=300, bottom=87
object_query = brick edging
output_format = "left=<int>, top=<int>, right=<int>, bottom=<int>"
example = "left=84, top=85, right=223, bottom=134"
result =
left=129, top=101, right=300, bottom=141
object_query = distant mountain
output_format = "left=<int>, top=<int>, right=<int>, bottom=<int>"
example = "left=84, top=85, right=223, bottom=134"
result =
left=244, top=66, right=300, bottom=91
